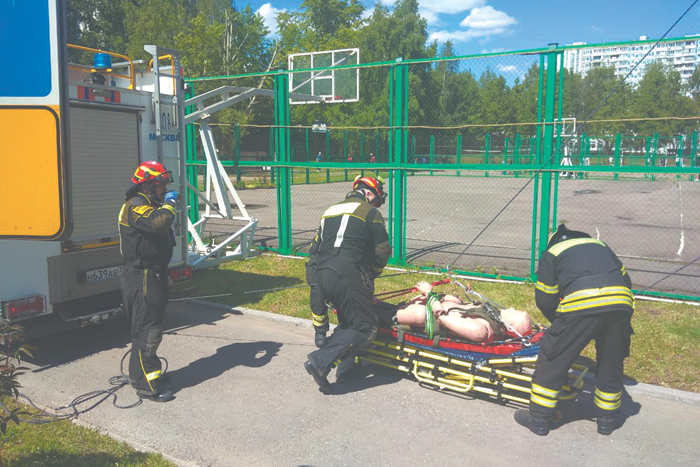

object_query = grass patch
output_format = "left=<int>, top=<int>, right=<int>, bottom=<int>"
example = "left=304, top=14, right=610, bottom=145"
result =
left=179, top=254, right=700, bottom=393
left=0, top=398, right=175, bottom=467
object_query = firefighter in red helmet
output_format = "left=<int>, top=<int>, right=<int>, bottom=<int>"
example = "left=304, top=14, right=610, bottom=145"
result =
left=118, top=161, right=179, bottom=402
left=304, top=176, right=390, bottom=393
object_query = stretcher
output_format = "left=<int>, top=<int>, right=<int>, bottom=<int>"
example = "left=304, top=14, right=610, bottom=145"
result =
left=358, top=280, right=589, bottom=407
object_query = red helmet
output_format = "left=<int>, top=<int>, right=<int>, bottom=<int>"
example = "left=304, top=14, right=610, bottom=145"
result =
left=131, top=161, right=172, bottom=185
left=352, top=176, right=387, bottom=206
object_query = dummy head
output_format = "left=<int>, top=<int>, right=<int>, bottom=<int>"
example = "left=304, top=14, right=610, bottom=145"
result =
left=500, top=308, right=532, bottom=336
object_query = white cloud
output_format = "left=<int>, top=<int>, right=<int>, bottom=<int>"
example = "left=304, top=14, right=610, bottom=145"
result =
left=481, top=47, right=506, bottom=54
left=421, top=0, right=485, bottom=15
left=429, top=5, right=517, bottom=43
left=498, top=64, right=517, bottom=73
left=380, top=0, right=396, bottom=5
left=429, top=30, right=475, bottom=43
left=256, top=3, right=286, bottom=37
left=419, top=8, right=440, bottom=26
left=460, top=6, right=517, bottom=31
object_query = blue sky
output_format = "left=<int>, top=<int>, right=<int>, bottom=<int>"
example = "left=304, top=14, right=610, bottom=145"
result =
left=244, top=0, right=700, bottom=55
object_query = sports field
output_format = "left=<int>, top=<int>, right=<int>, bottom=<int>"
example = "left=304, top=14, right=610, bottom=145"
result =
left=205, top=172, right=700, bottom=296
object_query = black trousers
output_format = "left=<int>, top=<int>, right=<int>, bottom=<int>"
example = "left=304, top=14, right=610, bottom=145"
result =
left=121, top=265, right=169, bottom=395
left=529, top=311, right=633, bottom=418
left=306, top=263, right=329, bottom=334
left=307, top=259, right=377, bottom=375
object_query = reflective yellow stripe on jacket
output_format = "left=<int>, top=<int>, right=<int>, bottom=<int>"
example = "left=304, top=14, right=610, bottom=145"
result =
left=535, top=281, right=559, bottom=294
left=558, top=286, right=634, bottom=313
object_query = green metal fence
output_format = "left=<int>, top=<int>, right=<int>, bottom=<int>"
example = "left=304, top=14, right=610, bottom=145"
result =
left=185, top=38, right=700, bottom=301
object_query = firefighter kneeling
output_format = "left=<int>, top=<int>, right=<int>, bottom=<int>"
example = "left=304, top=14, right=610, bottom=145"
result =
left=515, top=224, right=634, bottom=435
left=119, top=161, right=179, bottom=402
left=304, top=176, right=391, bottom=393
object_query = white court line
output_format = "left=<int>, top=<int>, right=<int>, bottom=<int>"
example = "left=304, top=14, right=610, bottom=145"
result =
left=595, top=225, right=600, bottom=240
left=677, top=183, right=685, bottom=257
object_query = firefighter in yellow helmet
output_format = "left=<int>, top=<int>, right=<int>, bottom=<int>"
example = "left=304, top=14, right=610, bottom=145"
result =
left=304, top=176, right=391, bottom=393
left=515, top=224, right=634, bottom=435
left=118, top=161, right=178, bottom=402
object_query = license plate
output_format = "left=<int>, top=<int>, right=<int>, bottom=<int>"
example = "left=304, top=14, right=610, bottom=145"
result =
left=80, top=265, right=123, bottom=284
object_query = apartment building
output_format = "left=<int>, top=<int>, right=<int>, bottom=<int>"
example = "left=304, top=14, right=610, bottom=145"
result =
left=563, top=35, right=700, bottom=86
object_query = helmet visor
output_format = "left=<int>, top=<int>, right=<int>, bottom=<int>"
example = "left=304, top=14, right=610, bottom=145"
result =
left=152, top=171, right=173, bottom=184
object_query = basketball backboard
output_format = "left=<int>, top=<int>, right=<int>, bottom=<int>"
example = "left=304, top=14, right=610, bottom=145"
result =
left=559, top=117, right=577, bottom=137
left=288, top=48, right=359, bottom=104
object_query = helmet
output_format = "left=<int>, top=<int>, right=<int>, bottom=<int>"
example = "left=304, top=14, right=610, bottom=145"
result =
left=352, top=175, right=387, bottom=206
left=546, top=224, right=590, bottom=250
left=131, top=161, right=172, bottom=185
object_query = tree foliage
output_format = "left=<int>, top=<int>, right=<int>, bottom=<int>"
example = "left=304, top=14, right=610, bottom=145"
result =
left=65, top=0, right=700, bottom=147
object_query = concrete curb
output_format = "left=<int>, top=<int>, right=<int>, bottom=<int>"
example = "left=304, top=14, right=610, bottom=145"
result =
left=19, top=403, right=201, bottom=467
left=193, top=299, right=700, bottom=407
left=72, top=418, right=203, bottom=467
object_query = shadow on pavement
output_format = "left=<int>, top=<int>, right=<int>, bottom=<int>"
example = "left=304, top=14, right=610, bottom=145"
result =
left=25, top=300, right=235, bottom=372
left=328, top=364, right=404, bottom=396
left=166, top=340, right=282, bottom=393
left=555, top=383, right=642, bottom=433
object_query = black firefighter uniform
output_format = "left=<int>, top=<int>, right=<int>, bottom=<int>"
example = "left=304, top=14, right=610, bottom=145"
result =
left=306, top=233, right=330, bottom=339
left=532, top=236, right=634, bottom=419
left=306, top=191, right=391, bottom=380
left=118, top=192, right=176, bottom=396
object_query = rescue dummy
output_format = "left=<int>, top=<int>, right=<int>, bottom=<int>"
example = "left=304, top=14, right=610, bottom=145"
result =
left=379, top=281, right=532, bottom=342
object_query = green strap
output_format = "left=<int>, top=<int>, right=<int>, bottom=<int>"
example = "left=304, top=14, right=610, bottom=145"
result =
left=425, top=293, right=439, bottom=339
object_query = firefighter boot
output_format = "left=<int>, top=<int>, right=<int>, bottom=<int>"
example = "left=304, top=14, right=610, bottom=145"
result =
left=304, top=360, right=333, bottom=394
left=314, top=330, right=327, bottom=348
left=137, top=389, right=175, bottom=403
left=514, top=409, right=550, bottom=436
left=597, top=415, right=617, bottom=435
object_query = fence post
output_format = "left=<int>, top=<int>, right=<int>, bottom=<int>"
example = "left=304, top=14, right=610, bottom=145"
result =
left=514, top=133, right=521, bottom=178
left=376, top=132, right=380, bottom=177
left=360, top=131, right=365, bottom=177
left=344, top=130, right=349, bottom=181
left=644, top=136, right=651, bottom=179
left=269, top=127, right=275, bottom=184
left=484, top=133, right=490, bottom=177
left=457, top=133, right=462, bottom=176
left=677, top=134, right=684, bottom=179
left=306, top=128, right=310, bottom=184
left=652, top=132, right=658, bottom=181
left=234, top=124, right=241, bottom=183
left=430, top=134, right=435, bottom=176
left=274, top=73, right=292, bottom=254
left=503, top=137, right=510, bottom=175
left=691, top=131, right=698, bottom=181
left=184, top=83, right=199, bottom=228
left=537, top=44, right=559, bottom=258
left=389, top=63, right=408, bottom=265
left=326, top=129, right=330, bottom=183
left=614, top=133, right=621, bottom=180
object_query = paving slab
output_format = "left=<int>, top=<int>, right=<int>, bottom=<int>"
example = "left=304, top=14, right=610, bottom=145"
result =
left=20, top=301, right=700, bottom=467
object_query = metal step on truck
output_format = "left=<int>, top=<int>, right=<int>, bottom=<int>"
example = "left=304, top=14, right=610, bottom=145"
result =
left=0, top=3, right=259, bottom=338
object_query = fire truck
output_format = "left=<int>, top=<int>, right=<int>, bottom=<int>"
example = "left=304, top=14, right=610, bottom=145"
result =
left=0, top=1, right=257, bottom=337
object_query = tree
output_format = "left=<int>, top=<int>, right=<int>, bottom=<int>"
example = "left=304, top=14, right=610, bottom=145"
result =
left=632, top=61, right=697, bottom=139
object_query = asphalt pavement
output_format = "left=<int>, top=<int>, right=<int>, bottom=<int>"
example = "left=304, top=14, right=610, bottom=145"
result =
left=20, top=301, right=700, bottom=467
